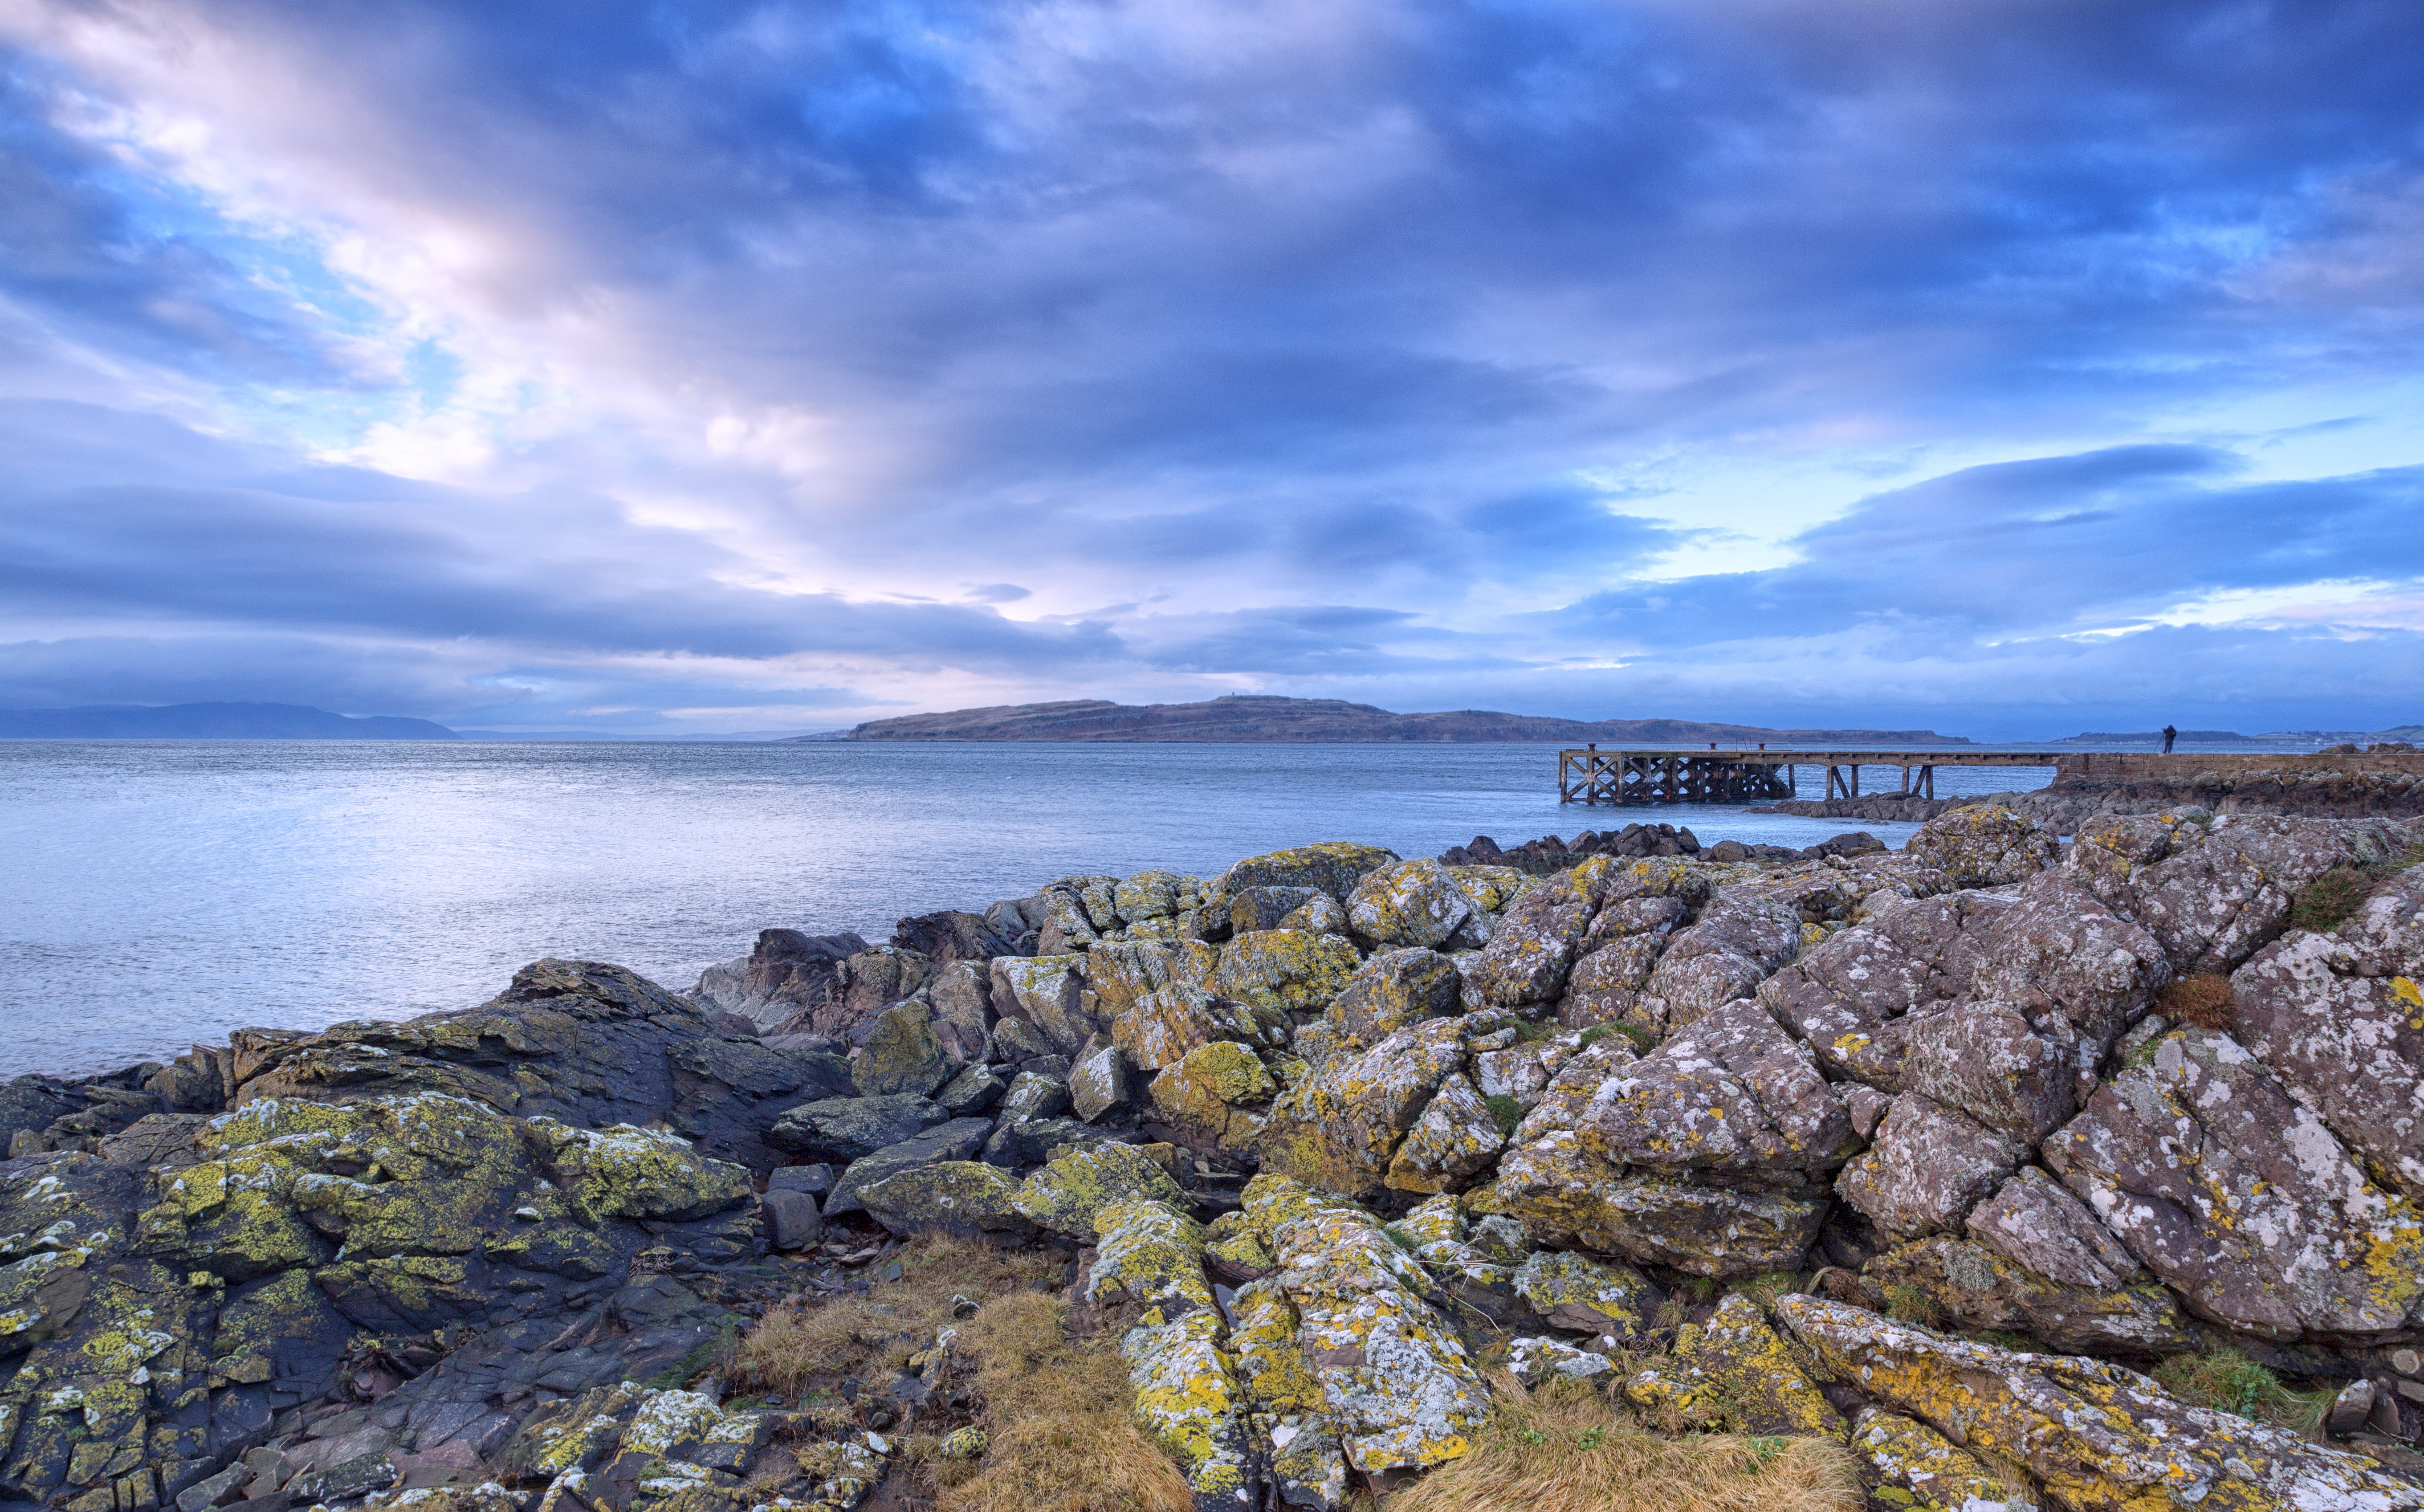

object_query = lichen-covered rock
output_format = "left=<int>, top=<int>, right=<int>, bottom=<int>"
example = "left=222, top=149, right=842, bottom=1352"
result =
left=1255, top=1019, right=1465, bottom=1201
left=1069, top=1043, right=1132, bottom=1122
left=1579, top=998, right=1855, bottom=1181
left=1345, top=860, right=1474, bottom=949
left=1212, top=931, right=1362, bottom=1015
left=1113, top=982, right=1279, bottom=1073
left=1462, top=859, right=1613, bottom=1006
left=1014, top=1142, right=1186, bottom=1238
left=1383, top=1073, right=1505, bottom=1195
left=225, top=957, right=853, bottom=1174
left=1088, top=1198, right=1253, bottom=1509
left=1506, top=1335, right=1616, bottom=1387
left=1084, top=940, right=1221, bottom=1019
left=2229, top=864, right=2424, bottom=1195
left=1848, top=1406, right=2040, bottom=1512
left=1634, top=891, right=1806, bottom=1034
left=1906, top=805, right=2059, bottom=888
left=933, top=1060, right=1004, bottom=1117
left=1622, top=1292, right=1843, bottom=1438
left=1510, top=1038, right=1636, bottom=1145
left=1837, top=1093, right=2025, bottom=1241
left=1280, top=892, right=1349, bottom=936
left=1318, top=949, right=1463, bottom=1059
left=1886, top=998, right=2079, bottom=1144
left=2041, top=1026, right=2424, bottom=1341
left=849, top=1001, right=954, bottom=1098
left=1776, top=1293, right=2424, bottom=1512
left=1862, top=1235, right=2191, bottom=1355
left=1510, top=1249, right=1658, bottom=1340
left=1149, top=1041, right=1279, bottom=1162
left=989, top=954, right=1096, bottom=1056
left=1116, top=871, right=1204, bottom=930
left=1229, top=885, right=1327, bottom=936
left=857, top=1161, right=1034, bottom=1240
left=1214, top=844, right=1401, bottom=909
left=822, top=1116, right=994, bottom=1216
left=1480, top=1129, right=1828, bottom=1277
left=2068, top=811, right=2419, bottom=975
left=1968, top=1166, right=2143, bottom=1292
left=1247, top=1177, right=1491, bottom=1476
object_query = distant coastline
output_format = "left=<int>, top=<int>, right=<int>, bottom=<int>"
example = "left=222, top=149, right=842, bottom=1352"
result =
left=817, top=693, right=1979, bottom=745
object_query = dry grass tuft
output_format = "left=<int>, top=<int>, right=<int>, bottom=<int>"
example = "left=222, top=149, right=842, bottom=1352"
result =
left=2158, top=973, right=2237, bottom=1031
left=725, top=1234, right=1064, bottom=1402
left=935, top=1290, right=1193, bottom=1512
left=1389, top=1373, right=1863, bottom=1512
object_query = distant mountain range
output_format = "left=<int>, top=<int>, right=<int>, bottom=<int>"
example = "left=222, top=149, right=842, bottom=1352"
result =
left=0, top=702, right=458, bottom=740
left=819, top=695, right=1979, bottom=745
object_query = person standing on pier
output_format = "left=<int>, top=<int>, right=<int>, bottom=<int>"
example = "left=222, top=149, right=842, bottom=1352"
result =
left=2161, top=724, right=2177, bottom=753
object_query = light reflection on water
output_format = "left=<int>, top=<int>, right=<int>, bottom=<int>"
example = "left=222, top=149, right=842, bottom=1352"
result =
left=0, top=740, right=2057, bottom=1077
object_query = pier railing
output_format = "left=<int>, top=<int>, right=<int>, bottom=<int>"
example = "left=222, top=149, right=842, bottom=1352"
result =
left=1556, top=747, right=2066, bottom=806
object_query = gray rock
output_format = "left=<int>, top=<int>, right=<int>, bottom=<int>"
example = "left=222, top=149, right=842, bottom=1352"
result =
left=990, top=954, right=1097, bottom=1056
left=766, top=1093, right=946, bottom=1162
left=921, top=959, right=997, bottom=1061
left=174, top=1463, right=248, bottom=1512
left=695, top=926, right=868, bottom=1031
left=1836, top=1093, right=2024, bottom=1240
left=1903, top=805, right=2059, bottom=888
left=982, top=1115, right=1119, bottom=1168
left=935, top=1060, right=1006, bottom=1117
left=1635, top=892, right=1805, bottom=1034
left=989, top=1014, right=1052, bottom=1062
left=767, top=1163, right=834, bottom=1195
left=1968, top=1166, right=2139, bottom=1290
left=1486, top=1129, right=1831, bottom=1276
left=2328, top=1378, right=2379, bottom=1439
left=825, top=1117, right=996, bottom=1214
left=858, top=1161, right=1035, bottom=1241
left=998, top=1071, right=1071, bottom=1123
left=1345, top=859, right=1474, bottom=948
left=762, top=1189, right=823, bottom=1250
left=1463, top=863, right=1601, bottom=1006
left=284, top=1452, right=395, bottom=1504
left=1861, top=1235, right=2190, bottom=1356
left=1070, top=1043, right=1132, bottom=1122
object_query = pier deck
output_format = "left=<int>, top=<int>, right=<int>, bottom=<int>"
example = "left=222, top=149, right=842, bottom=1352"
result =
left=1557, top=746, right=2063, bottom=806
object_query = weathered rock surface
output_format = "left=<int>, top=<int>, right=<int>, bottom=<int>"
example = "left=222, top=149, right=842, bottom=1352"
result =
left=1579, top=998, right=1855, bottom=1182
left=2042, top=1026, right=2424, bottom=1341
left=1482, top=1129, right=1830, bottom=1276
left=1837, top=1093, right=2025, bottom=1240
left=1344, top=860, right=1473, bottom=949
left=1859, top=1233, right=2194, bottom=1356
left=1624, top=1292, right=1843, bottom=1438
left=1777, top=1294, right=2424, bottom=1512
left=687, top=927, right=868, bottom=1032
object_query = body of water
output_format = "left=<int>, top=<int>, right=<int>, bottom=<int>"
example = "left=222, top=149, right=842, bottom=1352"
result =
left=2, top=740, right=2059, bottom=1077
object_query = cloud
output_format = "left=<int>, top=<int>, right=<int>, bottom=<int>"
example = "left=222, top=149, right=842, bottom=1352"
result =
left=0, top=1, right=2420, bottom=733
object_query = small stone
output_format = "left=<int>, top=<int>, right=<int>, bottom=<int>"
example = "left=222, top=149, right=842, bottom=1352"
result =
left=940, top=1426, right=989, bottom=1459
left=2327, top=1379, right=2378, bottom=1438
left=2394, top=1347, right=2422, bottom=1378
left=762, top=1188, right=823, bottom=1250
left=768, top=1163, right=835, bottom=1195
left=1507, top=1335, right=1617, bottom=1388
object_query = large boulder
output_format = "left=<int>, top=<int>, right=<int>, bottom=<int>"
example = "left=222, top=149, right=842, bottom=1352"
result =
left=1316, top=949, right=1463, bottom=1060
left=1211, top=931, right=1362, bottom=1014
left=1836, top=1092, right=2025, bottom=1240
left=849, top=1001, right=956, bottom=1097
left=989, top=954, right=1097, bottom=1056
left=2229, top=864, right=2424, bottom=1195
left=1147, top=1041, right=1280, bottom=1162
left=765, top=1093, right=944, bottom=1162
left=1242, top=1177, right=1491, bottom=1478
left=226, top=958, right=852, bottom=1174
left=689, top=927, right=867, bottom=1031
left=1578, top=998, right=1855, bottom=1183
left=1479, top=1129, right=1829, bottom=1277
left=857, top=1161, right=1033, bottom=1240
left=1460, top=858, right=1611, bottom=1007
left=1086, top=1198, right=1255, bottom=1507
left=822, top=1117, right=995, bottom=1215
left=1632, top=892, right=1805, bottom=1035
left=1344, top=860, right=1473, bottom=949
left=1904, top=804, right=2058, bottom=888
left=0, top=1093, right=759, bottom=1509
left=1256, top=1019, right=1467, bottom=1201
left=2042, top=1026, right=2424, bottom=1341
left=1857, top=1235, right=2192, bottom=1356
left=1211, top=843, right=1400, bottom=913
left=1776, top=1295, right=2424, bottom=1512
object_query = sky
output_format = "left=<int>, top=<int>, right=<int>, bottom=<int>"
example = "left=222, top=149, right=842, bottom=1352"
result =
left=1, top=0, right=2420, bottom=740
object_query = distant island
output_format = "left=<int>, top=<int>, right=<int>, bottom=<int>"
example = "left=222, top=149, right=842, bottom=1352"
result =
left=0, top=701, right=458, bottom=740
left=817, top=694, right=1978, bottom=745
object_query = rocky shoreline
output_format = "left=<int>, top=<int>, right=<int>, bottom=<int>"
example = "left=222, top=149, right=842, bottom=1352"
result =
left=5, top=805, right=2424, bottom=1512
left=1753, top=750, right=2424, bottom=831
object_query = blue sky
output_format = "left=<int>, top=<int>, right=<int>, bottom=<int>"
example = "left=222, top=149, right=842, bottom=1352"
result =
left=1, top=0, right=2420, bottom=738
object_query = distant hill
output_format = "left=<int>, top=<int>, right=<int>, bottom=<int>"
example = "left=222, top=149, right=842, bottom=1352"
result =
left=824, top=695, right=1975, bottom=745
left=0, top=702, right=458, bottom=740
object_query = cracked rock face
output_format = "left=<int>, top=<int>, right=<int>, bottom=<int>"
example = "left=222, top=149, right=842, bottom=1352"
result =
left=2067, top=811, right=2419, bottom=974
left=2229, top=864, right=2424, bottom=1197
left=1481, top=1129, right=1829, bottom=1277
left=1776, top=1294, right=2424, bottom=1512
left=1837, top=1093, right=2026, bottom=1241
left=1345, top=860, right=1474, bottom=950
left=1578, top=998, right=1855, bottom=1181
left=2042, top=1026, right=2424, bottom=1341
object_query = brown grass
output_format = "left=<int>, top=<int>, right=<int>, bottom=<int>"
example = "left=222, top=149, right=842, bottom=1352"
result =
left=2158, top=973, right=2237, bottom=1032
left=725, top=1235, right=1065, bottom=1402
left=933, top=1290, right=1194, bottom=1512
left=1389, top=1374, right=1863, bottom=1512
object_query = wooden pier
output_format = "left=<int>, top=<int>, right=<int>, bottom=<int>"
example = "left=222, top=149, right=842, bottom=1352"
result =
left=1557, top=747, right=2068, bottom=806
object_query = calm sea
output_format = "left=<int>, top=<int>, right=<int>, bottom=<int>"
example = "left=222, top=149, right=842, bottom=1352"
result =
left=0, top=740, right=2057, bottom=1078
